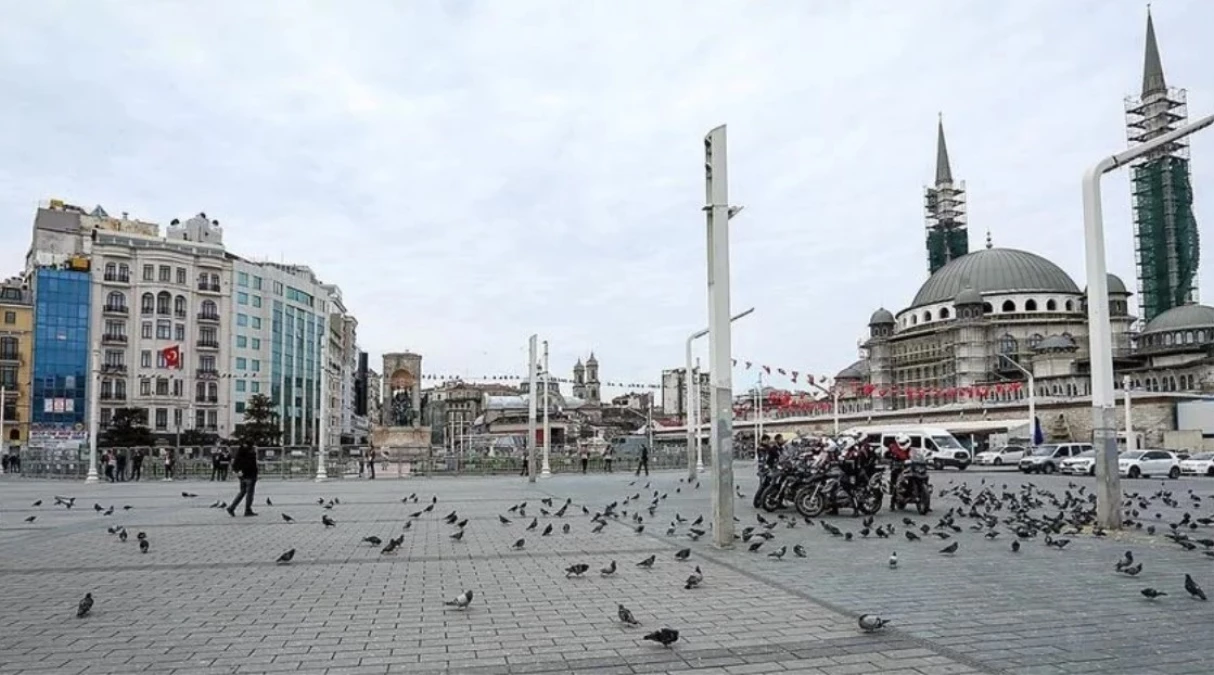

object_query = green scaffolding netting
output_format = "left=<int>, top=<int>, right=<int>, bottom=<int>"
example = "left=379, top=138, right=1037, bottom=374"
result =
left=1133, top=155, right=1200, bottom=322
left=927, top=227, right=968, bottom=275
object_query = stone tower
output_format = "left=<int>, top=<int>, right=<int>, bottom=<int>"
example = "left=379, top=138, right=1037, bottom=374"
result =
left=952, top=288, right=989, bottom=389
left=382, top=352, right=423, bottom=428
left=585, top=352, right=600, bottom=404
left=925, top=115, right=969, bottom=275
left=572, top=358, right=586, bottom=399
left=865, top=309, right=895, bottom=412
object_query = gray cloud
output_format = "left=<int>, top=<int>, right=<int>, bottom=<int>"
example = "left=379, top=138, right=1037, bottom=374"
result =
left=2, top=0, right=1212, bottom=392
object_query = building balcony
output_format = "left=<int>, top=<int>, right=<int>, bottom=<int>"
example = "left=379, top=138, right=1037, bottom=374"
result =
left=197, top=339, right=220, bottom=350
left=101, top=333, right=128, bottom=345
left=174, top=310, right=187, bottom=319
left=102, top=273, right=130, bottom=284
left=196, top=368, right=219, bottom=379
left=0, top=352, right=22, bottom=365
left=100, top=392, right=128, bottom=402
left=102, top=304, right=129, bottom=316
left=197, top=283, right=221, bottom=293
left=101, top=364, right=128, bottom=375
left=195, top=395, right=220, bottom=404
left=197, top=312, right=220, bottom=323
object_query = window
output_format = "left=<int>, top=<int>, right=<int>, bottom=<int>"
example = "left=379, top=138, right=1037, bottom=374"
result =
left=238, top=292, right=249, bottom=305
left=156, top=378, right=169, bottom=396
left=251, top=381, right=260, bottom=393
left=0, top=337, right=17, bottom=358
left=201, top=300, right=217, bottom=318
left=1046, top=299, right=1057, bottom=311
left=209, top=273, right=220, bottom=288
left=923, top=311, right=932, bottom=322
left=252, top=295, right=262, bottom=308
left=141, top=293, right=154, bottom=314
left=208, top=382, right=218, bottom=399
left=251, top=338, right=260, bottom=350
left=273, top=281, right=284, bottom=295
left=252, top=317, right=261, bottom=329
left=235, top=401, right=246, bottom=414
left=207, top=410, right=217, bottom=429
left=998, top=334, right=1017, bottom=354
left=119, top=264, right=130, bottom=278
left=1001, top=299, right=1016, bottom=312
left=104, top=320, right=125, bottom=337
left=236, top=335, right=248, bottom=348
left=106, top=291, right=125, bottom=309
left=176, top=267, right=186, bottom=285
left=1029, top=334, right=1043, bottom=350
left=252, top=276, right=262, bottom=290
left=155, top=408, right=168, bottom=429
left=195, top=382, right=206, bottom=400
left=236, top=357, right=247, bottom=370
left=156, top=321, right=172, bottom=340
left=1025, top=299, right=1038, bottom=311
left=195, top=409, right=206, bottom=428
left=238, top=271, right=249, bottom=287
left=173, top=408, right=182, bottom=429
left=156, top=291, right=171, bottom=315
left=200, top=327, right=217, bottom=344
left=251, top=359, right=261, bottom=372
left=105, top=262, right=116, bottom=277
left=158, top=265, right=171, bottom=282
left=174, top=295, right=187, bottom=317
left=1064, top=299, right=1074, bottom=312
left=0, top=366, right=16, bottom=388
left=173, top=380, right=183, bottom=397
left=237, top=314, right=248, bottom=327
left=939, top=307, right=950, bottom=320
left=3, top=311, right=13, bottom=324
left=141, top=350, right=152, bottom=368
left=143, top=265, right=154, bottom=281
left=175, top=324, right=185, bottom=341
left=236, top=379, right=247, bottom=392
left=140, top=379, right=151, bottom=396
left=103, top=350, right=124, bottom=367
left=200, top=355, right=216, bottom=371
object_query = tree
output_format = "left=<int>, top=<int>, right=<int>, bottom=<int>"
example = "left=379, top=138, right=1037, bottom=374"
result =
left=232, top=393, right=281, bottom=447
left=100, top=408, right=156, bottom=448
left=178, top=428, right=211, bottom=448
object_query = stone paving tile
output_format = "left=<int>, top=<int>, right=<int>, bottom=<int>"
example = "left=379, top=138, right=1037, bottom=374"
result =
left=3, top=469, right=1210, bottom=673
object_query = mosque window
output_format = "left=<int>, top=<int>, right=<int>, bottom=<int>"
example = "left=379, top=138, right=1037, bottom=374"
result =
left=1166, top=333, right=1175, bottom=346
left=1028, top=334, right=1043, bottom=350
left=998, top=334, right=1017, bottom=354
left=923, top=311, right=932, bottom=322
left=939, top=307, right=950, bottom=320
left=1185, top=331, right=1194, bottom=344
left=1064, top=300, right=1073, bottom=312
left=982, top=303, right=993, bottom=314
left=1025, top=299, right=1038, bottom=311
left=1001, top=300, right=1016, bottom=312
left=1046, top=299, right=1057, bottom=311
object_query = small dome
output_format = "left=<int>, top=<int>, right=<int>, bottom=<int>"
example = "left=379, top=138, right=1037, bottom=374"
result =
left=868, top=308, right=894, bottom=325
left=1034, top=334, right=1077, bottom=352
left=586, top=352, right=598, bottom=365
left=954, top=287, right=983, bottom=305
left=836, top=359, right=870, bottom=380
left=911, top=247, right=1080, bottom=307
left=1084, top=273, right=1131, bottom=296
left=1142, top=304, right=1214, bottom=334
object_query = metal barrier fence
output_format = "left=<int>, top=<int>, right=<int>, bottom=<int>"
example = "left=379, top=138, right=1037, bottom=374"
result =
left=10, top=446, right=691, bottom=480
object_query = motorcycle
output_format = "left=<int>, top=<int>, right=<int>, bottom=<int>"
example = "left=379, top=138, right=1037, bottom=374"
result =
left=891, top=459, right=932, bottom=515
left=794, top=459, right=884, bottom=518
left=756, top=453, right=816, bottom=512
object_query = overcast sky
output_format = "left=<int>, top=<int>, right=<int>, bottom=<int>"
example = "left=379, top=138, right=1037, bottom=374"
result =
left=2, top=0, right=1212, bottom=397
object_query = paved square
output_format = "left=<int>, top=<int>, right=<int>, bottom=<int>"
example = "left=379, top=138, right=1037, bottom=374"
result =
left=1, top=466, right=1212, bottom=674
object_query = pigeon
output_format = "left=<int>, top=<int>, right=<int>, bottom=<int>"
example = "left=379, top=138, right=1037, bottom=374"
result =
left=888, top=552, right=898, bottom=569
left=674, top=548, right=691, bottom=561
left=31, top=500, right=42, bottom=506
left=1119, top=562, right=1143, bottom=576
left=276, top=549, right=295, bottom=564
left=363, top=536, right=383, bottom=546
left=118, top=529, right=128, bottom=542
left=76, top=593, right=94, bottom=618
left=905, top=531, right=920, bottom=542
left=565, top=563, right=590, bottom=578
left=636, top=554, right=656, bottom=569
left=617, top=603, right=641, bottom=626
left=512, top=538, right=526, bottom=550
left=281, top=514, right=294, bottom=523
left=1184, top=574, right=1207, bottom=601
left=748, top=541, right=764, bottom=553
left=526, top=518, right=538, bottom=531
left=139, top=539, right=149, bottom=554
left=541, top=524, right=553, bottom=537
left=562, top=523, right=570, bottom=534
left=181, top=492, right=197, bottom=498
left=940, top=542, right=959, bottom=555
left=768, top=546, right=787, bottom=560
left=1141, top=588, right=1167, bottom=599
left=322, top=515, right=336, bottom=528
left=684, top=566, right=704, bottom=590
left=1115, top=551, right=1134, bottom=572
left=23, top=516, right=35, bottom=523
left=499, top=515, right=512, bottom=525
left=102, top=506, right=114, bottom=516
left=266, top=498, right=273, bottom=506
left=858, top=614, right=889, bottom=632
left=444, top=590, right=474, bottom=610
left=793, top=544, right=807, bottom=558
left=450, top=529, right=465, bottom=542
left=1011, top=541, right=1021, bottom=553
left=643, top=628, right=680, bottom=648
left=601, top=560, right=617, bottom=576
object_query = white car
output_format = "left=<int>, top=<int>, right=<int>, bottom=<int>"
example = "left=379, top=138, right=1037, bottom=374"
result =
left=1059, top=450, right=1096, bottom=476
left=975, top=445, right=1027, bottom=466
left=1117, top=449, right=1182, bottom=479
left=1180, top=452, right=1214, bottom=477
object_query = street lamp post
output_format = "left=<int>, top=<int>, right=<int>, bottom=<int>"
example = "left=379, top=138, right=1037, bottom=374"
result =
left=85, top=349, right=100, bottom=483
left=998, top=354, right=1036, bottom=448
left=541, top=340, right=552, bottom=477
left=316, top=335, right=329, bottom=482
left=1083, top=111, right=1214, bottom=530
left=1123, top=374, right=1134, bottom=452
left=527, top=334, right=538, bottom=484
left=685, top=306, right=754, bottom=481
left=755, top=372, right=764, bottom=442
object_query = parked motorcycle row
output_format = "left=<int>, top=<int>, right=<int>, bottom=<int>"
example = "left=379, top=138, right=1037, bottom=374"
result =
left=752, top=435, right=932, bottom=518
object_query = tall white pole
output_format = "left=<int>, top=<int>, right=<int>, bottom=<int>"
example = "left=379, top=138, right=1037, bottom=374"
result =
left=0, top=385, right=7, bottom=475
left=1028, top=374, right=1036, bottom=446
left=85, top=349, right=100, bottom=483
left=694, top=357, right=704, bottom=473
left=316, top=333, right=328, bottom=481
left=705, top=124, right=739, bottom=548
left=541, top=340, right=551, bottom=477
left=1123, top=374, right=1133, bottom=452
left=527, top=335, right=538, bottom=484
left=756, top=372, right=763, bottom=441
left=832, top=388, right=840, bottom=436
left=684, top=337, right=698, bottom=481
left=1083, top=112, right=1214, bottom=529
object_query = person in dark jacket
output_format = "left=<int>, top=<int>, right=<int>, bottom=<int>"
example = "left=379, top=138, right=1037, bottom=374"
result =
left=227, top=442, right=259, bottom=517
left=635, top=445, right=649, bottom=476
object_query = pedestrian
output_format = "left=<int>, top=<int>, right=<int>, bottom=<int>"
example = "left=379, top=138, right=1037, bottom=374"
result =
left=358, top=452, right=366, bottom=478
left=227, top=441, right=259, bottom=517
left=580, top=447, right=589, bottom=474
left=131, top=449, right=143, bottom=481
left=519, top=452, right=530, bottom=477
left=217, top=448, right=231, bottom=481
left=210, top=450, right=221, bottom=481
left=115, top=450, right=127, bottom=481
left=1, top=454, right=7, bottom=473
left=103, top=451, right=115, bottom=482
left=365, top=448, right=377, bottom=479
left=636, top=444, right=649, bottom=477
left=162, top=447, right=174, bottom=481
left=603, top=446, right=613, bottom=473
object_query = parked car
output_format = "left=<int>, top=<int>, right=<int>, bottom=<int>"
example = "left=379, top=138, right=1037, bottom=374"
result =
left=975, top=445, right=1027, bottom=466
left=1179, top=452, right=1214, bottom=477
left=1118, top=449, right=1182, bottom=479
left=1059, top=449, right=1097, bottom=476
left=1018, top=443, right=1092, bottom=474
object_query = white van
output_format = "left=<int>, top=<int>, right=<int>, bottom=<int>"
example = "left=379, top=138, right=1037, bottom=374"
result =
left=844, top=425, right=971, bottom=470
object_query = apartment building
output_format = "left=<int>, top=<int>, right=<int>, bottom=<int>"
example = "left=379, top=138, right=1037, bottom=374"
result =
left=0, top=278, right=34, bottom=452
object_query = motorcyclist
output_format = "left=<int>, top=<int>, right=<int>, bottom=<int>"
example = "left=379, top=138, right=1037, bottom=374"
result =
left=887, top=433, right=913, bottom=510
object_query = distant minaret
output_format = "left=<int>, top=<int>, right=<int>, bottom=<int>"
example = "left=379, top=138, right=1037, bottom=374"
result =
left=572, top=358, right=586, bottom=399
left=585, top=352, right=600, bottom=404
left=1126, top=8, right=1200, bottom=321
left=924, top=115, right=969, bottom=275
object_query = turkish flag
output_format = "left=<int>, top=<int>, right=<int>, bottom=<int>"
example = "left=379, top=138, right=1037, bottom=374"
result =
left=162, top=345, right=181, bottom=369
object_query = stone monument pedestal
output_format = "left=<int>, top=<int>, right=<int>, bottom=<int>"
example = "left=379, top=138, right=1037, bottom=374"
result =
left=371, top=425, right=432, bottom=477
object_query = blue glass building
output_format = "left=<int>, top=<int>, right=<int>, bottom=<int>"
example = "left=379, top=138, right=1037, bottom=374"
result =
left=31, top=268, right=91, bottom=430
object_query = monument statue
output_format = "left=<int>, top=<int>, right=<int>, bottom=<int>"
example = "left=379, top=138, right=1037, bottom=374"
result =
left=391, top=390, right=416, bottom=427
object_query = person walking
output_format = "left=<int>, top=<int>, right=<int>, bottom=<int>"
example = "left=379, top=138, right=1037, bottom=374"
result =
left=115, top=450, right=127, bottom=482
left=131, top=449, right=144, bottom=481
left=365, top=448, right=377, bottom=479
left=635, top=444, right=649, bottom=477
left=227, top=441, right=259, bottom=517
left=103, top=451, right=115, bottom=482
left=579, top=447, right=589, bottom=474
left=210, top=451, right=221, bottom=481
left=217, top=448, right=231, bottom=481
left=162, top=448, right=174, bottom=481
left=603, top=446, right=613, bottom=473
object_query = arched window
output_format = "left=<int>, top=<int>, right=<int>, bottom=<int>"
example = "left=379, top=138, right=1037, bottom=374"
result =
left=115, top=379, right=126, bottom=397
left=1001, top=299, right=1016, bottom=312
left=201, top=299, right=217, bottom=317
left=119, top=263, right=130, bottom=277
left=998, top=334, right=1017, bottom=354
left=923, top=311, right=932, bottom=322
left=1064, top=299, right=1073, bottom=312
left=911, top=315, right=918, bottom=325
left=174, top=295, right=187, bottom=317
left=982, top=303, right=993, bottom=314
left=106, top=291, right=125, bottom=309
left=207, top=382, right=218, bottom=398
left=1185, top=331, right=1194, bottom=344
left=141, top=293, right=155, bottom=314
left=1166, top=333, right=1175, bottom=346
left=196, top=382, right=206, bottom=399
left=1024, top=299, right=1038, bottom=311
left=1046, top=299, right=1057, bottom=311
left=104, top=262, right=116, bottom=277
left=156, top=291, right=171, bottom=315
left=939, top=307, right=950, bottom=320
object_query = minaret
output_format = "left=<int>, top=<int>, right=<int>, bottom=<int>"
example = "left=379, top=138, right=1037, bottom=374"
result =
left=1126, top=8, right=1200, bottom=322
left=572, top=358, right=586, bottom=399
left=924, top=115, right=969, bottom=275
left=585, top=352, right=600, bottom=404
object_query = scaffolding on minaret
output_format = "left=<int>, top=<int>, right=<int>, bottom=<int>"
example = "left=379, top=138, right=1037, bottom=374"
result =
left=1125, top=9, right=1200, bottom=322
left=924, top=115, right=969, bottom=275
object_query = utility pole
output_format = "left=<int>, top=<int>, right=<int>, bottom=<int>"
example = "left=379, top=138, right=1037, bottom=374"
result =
left=541, top=340, right=551, bottom=477
left=527, top=334, right=538, bottom=483
left=316, top=333, right=328, bottom=482
left=704, top=124, right=742, bottom=548
left=1123, top=374, right=1134, bottom=452
left=755, top=371, right=764, bottom=442
left=85, top=349, right=100, bottom=483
